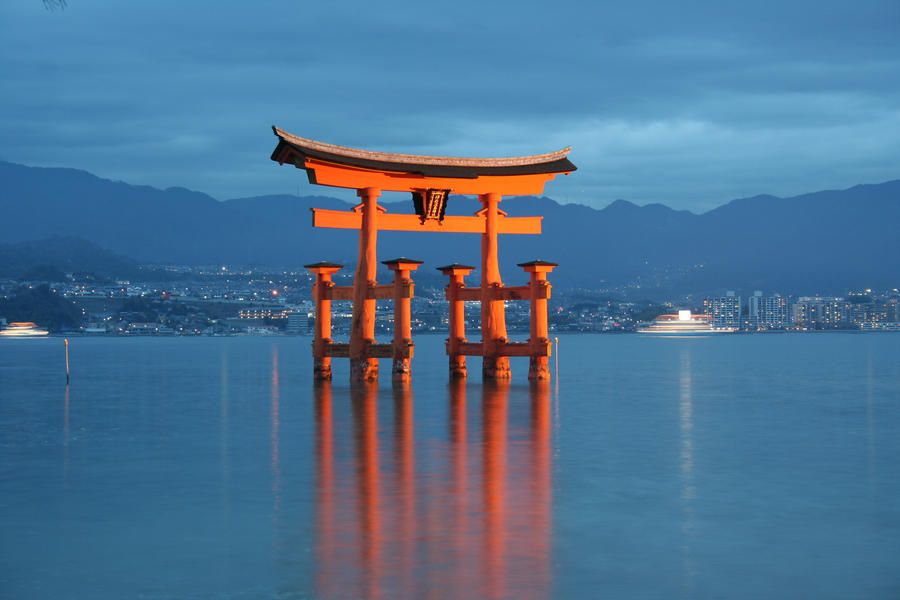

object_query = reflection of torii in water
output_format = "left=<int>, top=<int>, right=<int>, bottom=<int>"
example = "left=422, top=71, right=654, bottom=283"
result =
left=270, top=128, right=575, bottom=382
left=313, top=380, right=552, bottom=600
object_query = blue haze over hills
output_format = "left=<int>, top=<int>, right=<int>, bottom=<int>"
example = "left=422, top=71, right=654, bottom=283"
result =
left=1, top=160, right=897, bottom=295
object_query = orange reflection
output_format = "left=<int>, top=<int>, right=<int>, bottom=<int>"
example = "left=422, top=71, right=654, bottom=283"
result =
left=528, top=380, right=552, bottom=596
left=313, top=380, right=552, bottom=600
left=352, top=381, right=381, bottom=600
left=448, top=378, right=469, bottom=593
left=482, top=381, right=508, bottom=599
left=392, top=383, right=416, bottom=594
left=313, top=381, right=338, bottom=598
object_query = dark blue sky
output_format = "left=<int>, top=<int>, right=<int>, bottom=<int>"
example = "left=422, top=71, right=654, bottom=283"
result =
left=2, top=1, right=898, bottom=211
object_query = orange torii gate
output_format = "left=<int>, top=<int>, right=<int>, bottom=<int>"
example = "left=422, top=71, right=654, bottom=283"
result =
left=270, top=126, right=576, bottom=382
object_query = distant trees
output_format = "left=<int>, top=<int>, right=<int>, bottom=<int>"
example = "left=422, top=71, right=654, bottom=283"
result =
left=17, top=264, right=68, bottom=283
left=0, top=284, right=82, bottom=332
left=633, top=305, right=668, bottom=322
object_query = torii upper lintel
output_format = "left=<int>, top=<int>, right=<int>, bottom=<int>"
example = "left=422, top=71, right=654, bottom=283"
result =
left=270, top=126, right=576, bottom=195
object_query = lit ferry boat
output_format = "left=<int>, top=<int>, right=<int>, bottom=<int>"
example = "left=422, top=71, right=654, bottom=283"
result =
left=637, top=310, right=736, bottom=335
left=0, top=322, right=50, bottom=338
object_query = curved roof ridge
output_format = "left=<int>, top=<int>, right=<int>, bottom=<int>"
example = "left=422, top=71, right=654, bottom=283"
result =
left=273, top=126, right=572, bottom=168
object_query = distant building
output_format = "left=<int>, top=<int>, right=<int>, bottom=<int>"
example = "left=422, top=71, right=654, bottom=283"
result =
left=238, top=307, right=291, bottom=320
left=748, top=291, right=790, bottom=330
left=285, top=312, right=309, bottom=334
left=704, top=291, right=741, bottom=328
left=792, top=297, right=848, bottom=329
left=847, top=293, right=892, bottom=327
left=859, top=322, right=900, bottom=331
left=889, top=297, right=900, bottom=322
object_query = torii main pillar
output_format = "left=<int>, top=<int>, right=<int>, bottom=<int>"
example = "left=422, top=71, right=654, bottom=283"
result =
left=270, top=126, right=576, bottom=382
left=349, top=187, right=381, bottom=381
left=480, top=192, right=510, bottom=379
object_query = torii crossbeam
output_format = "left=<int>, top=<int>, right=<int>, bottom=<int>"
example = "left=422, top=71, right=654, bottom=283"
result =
left=270, top=126, right=576, bottom=382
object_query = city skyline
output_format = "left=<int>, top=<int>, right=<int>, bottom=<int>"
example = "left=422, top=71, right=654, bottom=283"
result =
left=2, top=261, right=898, bottom=336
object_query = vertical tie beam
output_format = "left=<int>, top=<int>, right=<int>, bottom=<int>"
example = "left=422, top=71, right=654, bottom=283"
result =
left=383, top=258, right=423, bottom=382
left=480, top=193, right=511, bottom=379
left=519, top=260, right=557, bottom=381
left=305, top=262, right=343, bottom=380
left=350, top=187, right=381, bottom=381
left=438, top=264, right=475, bottom=379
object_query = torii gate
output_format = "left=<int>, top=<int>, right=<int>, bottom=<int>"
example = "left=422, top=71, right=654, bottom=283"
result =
left=269, top=126, right=575, bottom=383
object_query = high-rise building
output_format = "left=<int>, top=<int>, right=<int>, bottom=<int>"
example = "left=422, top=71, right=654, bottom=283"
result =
left=847, top=292, right=892, bottom=327
left=703, top=291, right=742, bottom=328
left=792, top=297, right=848, bottom=329
left=748, top=291, right=790, bottom=330
left=889, top=297, right=900, bottom=322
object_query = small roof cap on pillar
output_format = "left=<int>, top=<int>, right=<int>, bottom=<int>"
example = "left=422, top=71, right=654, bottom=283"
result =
left=518, top=260, right=558, bottom=267
left=382, top=257, right=423, bottom=270
left=304, top=261, right=344, bottom=268
left=437, top=263, right=476, bottom=274
left=518, top=259, right=558, bottom=272
left=304, top=261, right=344, bottom=273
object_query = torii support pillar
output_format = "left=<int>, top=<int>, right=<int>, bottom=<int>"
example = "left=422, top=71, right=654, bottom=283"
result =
left=350, top=187, right=382, bottom=382
left=383, top=258, right=423, bottom=383
left=438, top=263, right=475, bottom=379
left=480, top=193, right=511, bottom=380
left=305, top=262, right=343, bottom=380
left=519, top=260, right=557, bottom=381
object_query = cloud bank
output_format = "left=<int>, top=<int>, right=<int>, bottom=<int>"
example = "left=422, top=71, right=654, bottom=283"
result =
left=2, top=0, right=898, bottom=211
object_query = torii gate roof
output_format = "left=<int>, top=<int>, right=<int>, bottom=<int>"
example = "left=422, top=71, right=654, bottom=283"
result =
left=270, top=126, right=576, bottom=195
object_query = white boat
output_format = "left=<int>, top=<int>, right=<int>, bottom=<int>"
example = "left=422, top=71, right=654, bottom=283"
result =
left=637, top=310, right=736, bottom=335
left=0, top=322, right=50, bottom=337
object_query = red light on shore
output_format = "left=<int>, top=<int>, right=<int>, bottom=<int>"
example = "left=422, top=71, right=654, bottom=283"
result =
left=272, top=290, right=279, bottom=296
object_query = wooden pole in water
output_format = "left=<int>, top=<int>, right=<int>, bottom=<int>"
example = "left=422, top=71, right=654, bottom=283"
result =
left=64, top=338, right=70, bottom=384
left=554, top=337, right=559, bottom=378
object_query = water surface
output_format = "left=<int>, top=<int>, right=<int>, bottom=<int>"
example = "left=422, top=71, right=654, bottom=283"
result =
left=1, top=334, right=898, bottom=598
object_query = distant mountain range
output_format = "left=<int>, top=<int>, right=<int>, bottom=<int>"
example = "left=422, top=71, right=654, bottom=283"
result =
left=1, top=160, right=897, bottom=295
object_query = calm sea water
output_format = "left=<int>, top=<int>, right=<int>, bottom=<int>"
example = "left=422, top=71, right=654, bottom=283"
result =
left=1, top=333, right=898, bottom=599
